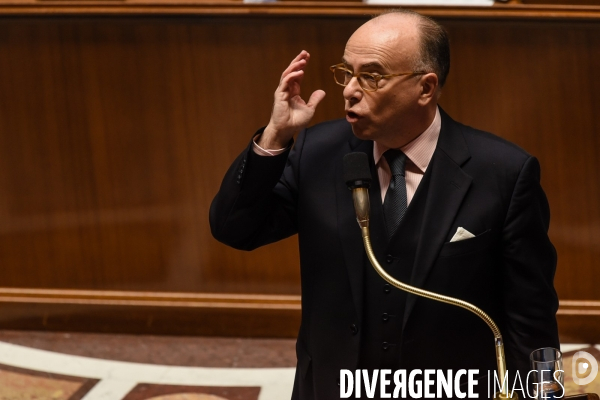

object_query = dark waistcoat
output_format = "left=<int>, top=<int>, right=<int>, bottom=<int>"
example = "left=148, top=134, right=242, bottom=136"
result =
left=358, top=161, right=433, bottom=371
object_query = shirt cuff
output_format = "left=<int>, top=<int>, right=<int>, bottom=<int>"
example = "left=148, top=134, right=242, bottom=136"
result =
left=252, top=134, right=289, bottom=156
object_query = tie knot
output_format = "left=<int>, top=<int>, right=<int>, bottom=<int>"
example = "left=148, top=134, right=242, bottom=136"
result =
left=384, top=149, right=407, bottom=177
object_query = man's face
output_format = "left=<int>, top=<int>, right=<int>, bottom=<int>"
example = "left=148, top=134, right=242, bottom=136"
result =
left=343, top=16, right=425, bottom=147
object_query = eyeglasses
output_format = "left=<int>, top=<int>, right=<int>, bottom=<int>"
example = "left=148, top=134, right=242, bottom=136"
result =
left=329, top=64, right=427, bottom=92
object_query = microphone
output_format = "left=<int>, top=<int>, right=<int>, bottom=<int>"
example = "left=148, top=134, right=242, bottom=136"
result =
left=342, top=152, right=516, bottom=400
left=343, top=153, right=372, bottom=229
left=343, top=152, right=372, bottom=189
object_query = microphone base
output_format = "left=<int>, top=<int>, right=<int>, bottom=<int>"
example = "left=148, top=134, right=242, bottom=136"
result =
left=494, top=391, right=519, bottom=400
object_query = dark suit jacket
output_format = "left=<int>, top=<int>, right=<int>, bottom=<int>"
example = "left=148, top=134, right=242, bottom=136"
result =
left=210, top=109, right=560, bottom=400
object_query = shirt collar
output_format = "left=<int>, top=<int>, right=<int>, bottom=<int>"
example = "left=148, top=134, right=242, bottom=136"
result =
left=373, top=107, right=441, bottom=173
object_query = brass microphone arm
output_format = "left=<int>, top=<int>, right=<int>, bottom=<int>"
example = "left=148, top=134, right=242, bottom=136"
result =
left=352, top=187, right=515, bottom=399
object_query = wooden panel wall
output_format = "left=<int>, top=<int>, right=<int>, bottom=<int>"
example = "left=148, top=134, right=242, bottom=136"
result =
left=0, top=15, right=598, bottom=340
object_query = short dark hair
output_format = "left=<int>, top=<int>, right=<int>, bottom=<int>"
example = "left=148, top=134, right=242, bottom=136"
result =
left=375, top=9, right=451, bottom=87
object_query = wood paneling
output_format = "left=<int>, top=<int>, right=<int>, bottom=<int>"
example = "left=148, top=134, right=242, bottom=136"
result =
left=0, top=15, right=598, bottom=340
left=0, top=289, right=301, bottom=337
left=0, top=288, right=301, bottom=309
left=0, top=2, right=600, bottom=20
left=0, top=16, right=358, bottom=294
left=558, top=301, right=600, bottom=343
left=0, top=289, right=595, bottom=340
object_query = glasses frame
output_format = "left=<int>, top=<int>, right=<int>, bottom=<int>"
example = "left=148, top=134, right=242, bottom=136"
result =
left=329, top=63, right=427, bottom=92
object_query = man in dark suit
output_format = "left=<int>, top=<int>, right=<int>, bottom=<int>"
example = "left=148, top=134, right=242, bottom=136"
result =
left=210, top=10, right=559, bottom=400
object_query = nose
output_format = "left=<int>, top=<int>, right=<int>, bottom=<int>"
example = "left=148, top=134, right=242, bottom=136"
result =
left=343, top=76, right=363, bottom=105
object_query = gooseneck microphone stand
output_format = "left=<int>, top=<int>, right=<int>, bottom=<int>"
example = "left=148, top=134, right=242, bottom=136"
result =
left=343, top=152, right=517, bottom=400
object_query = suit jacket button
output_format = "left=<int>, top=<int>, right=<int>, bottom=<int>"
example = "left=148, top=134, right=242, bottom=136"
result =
left=382, top=313, right=389, bottom=322
left=386, top=255, right=393, bottom=264
left=383, top=284, right=391, bottom=294
left=350, top=324, right=359, bottom=335
left=382, top=342, right=389, bottom=350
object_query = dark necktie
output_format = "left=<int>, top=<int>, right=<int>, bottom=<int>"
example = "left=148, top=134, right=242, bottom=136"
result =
left=383, top=149, right=408, bottom=239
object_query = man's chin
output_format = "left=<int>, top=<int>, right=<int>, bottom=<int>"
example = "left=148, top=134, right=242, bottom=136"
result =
left=350, top=125, right=375, bottom=141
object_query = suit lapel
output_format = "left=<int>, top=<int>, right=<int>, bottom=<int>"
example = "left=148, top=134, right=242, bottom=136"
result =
left=335, top=136, right=374, bottom=323
left=403, top=109, right=473, bottom=328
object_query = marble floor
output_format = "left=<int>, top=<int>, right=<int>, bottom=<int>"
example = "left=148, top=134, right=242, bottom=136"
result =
left=0, top=330, right=597, bottom=400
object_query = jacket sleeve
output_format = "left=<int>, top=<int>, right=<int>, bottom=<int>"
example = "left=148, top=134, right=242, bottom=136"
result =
left=209, top=128, right=305, bottom=251
left=501, top=156, right=560, bottom=395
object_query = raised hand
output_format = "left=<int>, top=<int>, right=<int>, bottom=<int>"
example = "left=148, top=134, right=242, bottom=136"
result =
left=259, top=50, right=326, bottom=150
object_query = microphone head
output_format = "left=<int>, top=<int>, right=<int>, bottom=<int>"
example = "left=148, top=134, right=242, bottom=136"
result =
left=343, top=152, right=372, bottom=189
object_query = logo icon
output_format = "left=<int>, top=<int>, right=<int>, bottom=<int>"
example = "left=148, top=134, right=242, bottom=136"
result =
left=572, top=351, right=598, bottom=386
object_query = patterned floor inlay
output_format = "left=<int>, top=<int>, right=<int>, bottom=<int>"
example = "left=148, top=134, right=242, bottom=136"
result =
left=122, top=384, right=260, bottom=400
left=0, top=363, right=98, bottom=400
left=0, top=341, right=294, bottom=400
left=144, top=396, right=228, bottom=400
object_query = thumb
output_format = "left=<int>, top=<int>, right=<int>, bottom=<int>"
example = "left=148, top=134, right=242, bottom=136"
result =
left=307, top=89, right=326, bottom=109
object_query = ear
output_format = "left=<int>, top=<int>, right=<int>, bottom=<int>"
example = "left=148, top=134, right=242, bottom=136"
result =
left=418, top=73, right=439, bottom=106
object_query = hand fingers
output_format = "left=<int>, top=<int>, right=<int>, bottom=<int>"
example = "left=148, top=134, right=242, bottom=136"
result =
left=307, top=89, right=326, bottom=109
left=279, top=69, right=304, bottom=93
left=280, top=51, right=309, bottom=79
left=290, top=50, right=309, bottom=65
left=281, top=58, right=308, bottom=82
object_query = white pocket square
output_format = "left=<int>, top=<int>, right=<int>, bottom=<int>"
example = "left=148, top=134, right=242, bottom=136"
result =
left=450, top=227, right=476, bottom=242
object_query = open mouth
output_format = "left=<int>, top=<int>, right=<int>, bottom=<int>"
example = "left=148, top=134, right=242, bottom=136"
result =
left=346, top=111, right=361, bottom=123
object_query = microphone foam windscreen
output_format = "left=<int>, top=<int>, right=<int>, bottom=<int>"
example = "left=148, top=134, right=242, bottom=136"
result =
left=343, top=152, right=372, bottom=187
